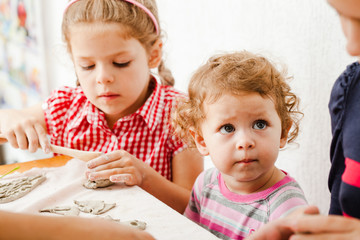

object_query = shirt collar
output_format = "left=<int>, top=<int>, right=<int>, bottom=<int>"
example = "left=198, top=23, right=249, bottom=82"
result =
left=136, top=79, right=165, bottom=132
left=67, top=88, right=109, bottom=132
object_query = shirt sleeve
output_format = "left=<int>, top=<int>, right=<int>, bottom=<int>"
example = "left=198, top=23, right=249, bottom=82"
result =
left=169, top=132, right=187, bottom=156
left=43, top=86, right=76, bottom=140
left=184, top=171, right=205, bottom=223
left=340, top=67, right=360, bottom=218
left=269, top=179, right=308, bottom=221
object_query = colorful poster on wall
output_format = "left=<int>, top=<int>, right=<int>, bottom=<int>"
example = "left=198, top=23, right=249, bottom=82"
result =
left=0, top=0, right=46, bottom=108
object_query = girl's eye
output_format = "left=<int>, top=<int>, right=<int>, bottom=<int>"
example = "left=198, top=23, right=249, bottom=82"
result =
left=253, top=120, right=267, bottom=130
left=220, top=124, right=235, bottom=134
left=113, top=61, right=130, bottom=68
left=81, top=65, right=95, bottom=70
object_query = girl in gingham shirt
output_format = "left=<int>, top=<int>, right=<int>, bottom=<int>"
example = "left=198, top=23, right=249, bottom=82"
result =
left=0, top=0, right=203, bottom=213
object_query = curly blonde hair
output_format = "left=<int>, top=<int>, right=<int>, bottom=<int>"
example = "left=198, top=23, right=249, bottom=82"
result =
left=62, top=0, right=174, bottom=86
left=172, top=51, right=302, bottom=146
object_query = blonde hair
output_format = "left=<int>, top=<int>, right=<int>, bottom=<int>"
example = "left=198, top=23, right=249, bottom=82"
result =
left=173, top=51, right=302, bottom=146
left=62, top=0, right=174, bottom=86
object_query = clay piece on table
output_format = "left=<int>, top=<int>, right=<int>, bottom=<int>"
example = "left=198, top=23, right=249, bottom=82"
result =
left=0, top=174, right=46, bottom=203
left=103, top=215, right=120, bottom=222
left=102, top=216, right=147, bottom=230
left=74, top=200, right=116, bottom=215
left=122, top=220, right=147, bottom=230
left=39, top=206, right=80, bottom=216
left=83, top=179, right=114, bottom=189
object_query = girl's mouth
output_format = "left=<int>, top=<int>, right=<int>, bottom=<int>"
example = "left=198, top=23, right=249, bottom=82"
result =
left=237, top=159, right=257, bottom=164
left=99, top=92, right=120, bottom=100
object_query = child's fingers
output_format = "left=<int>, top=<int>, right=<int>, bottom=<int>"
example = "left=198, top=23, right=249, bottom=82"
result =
left=88, top=167, right=130, bottom=180
left=110, top=173, right=135, bottom=185
left=88, top=168, right=140, bottom=186
left=35, top=124, right=50, bottom=154
left=24, top=127, right=41, bottom=153
left=87, top=150, right=127, bottom=169
left=87, top=168, right=112, bottom=181
left=87, top=154, right=111, bottom=169
left=4, top=131, right=19, bottom=149
left=14, top=130, right=29, bottom=150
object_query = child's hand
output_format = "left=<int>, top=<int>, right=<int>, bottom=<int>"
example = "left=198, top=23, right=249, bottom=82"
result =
left=0, top=106, right=50, bottom=153
left=86, top=150, right=149, bottom=186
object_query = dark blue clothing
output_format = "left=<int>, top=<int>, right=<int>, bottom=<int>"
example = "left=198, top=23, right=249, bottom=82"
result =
left=328, top=61, right=360, bottom=218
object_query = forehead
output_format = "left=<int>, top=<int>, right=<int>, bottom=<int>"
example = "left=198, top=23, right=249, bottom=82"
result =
left=69, top=22, right=130, bottom=42
left=204, top=92, right=278, bottom=118
left=328, top=0, right=360, bottom=18
left=68, top=22, right=143, bottom=57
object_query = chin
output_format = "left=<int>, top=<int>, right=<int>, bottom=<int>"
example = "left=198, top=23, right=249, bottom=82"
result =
left=231, top=172, right=259, bottom=183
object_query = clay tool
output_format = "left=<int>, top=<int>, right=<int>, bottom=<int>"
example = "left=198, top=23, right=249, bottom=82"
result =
left=49, top=145, right=102, bottom=162
left=0, top=134, right=101, bottom=162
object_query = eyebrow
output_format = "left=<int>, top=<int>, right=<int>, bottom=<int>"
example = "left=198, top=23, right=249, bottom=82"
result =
left=75, top=51, right=131, bottom=60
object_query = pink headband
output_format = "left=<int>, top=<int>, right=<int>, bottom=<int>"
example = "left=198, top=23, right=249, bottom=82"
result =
left=64, top=0, right=160, bottom=35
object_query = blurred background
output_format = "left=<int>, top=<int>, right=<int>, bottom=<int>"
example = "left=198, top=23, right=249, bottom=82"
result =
left=0, top=0, right=357, bottom=215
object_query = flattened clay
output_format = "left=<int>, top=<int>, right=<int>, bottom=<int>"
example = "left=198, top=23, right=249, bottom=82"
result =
left=83, top=179, right=114, bottom=189
left=97, top=203, right=117, bottom=214
left=74, top=200, right=116, bottom=215
left=122, top=220, right=147, bottom=230
left=0, top=175, right=46, bottom=203
left=39, top=206, right=80, bottom=216
left=40, top=200, right=116, bottom=217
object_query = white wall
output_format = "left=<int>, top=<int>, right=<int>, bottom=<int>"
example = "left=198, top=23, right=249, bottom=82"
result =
left=29, top=0, right=360, bottom=214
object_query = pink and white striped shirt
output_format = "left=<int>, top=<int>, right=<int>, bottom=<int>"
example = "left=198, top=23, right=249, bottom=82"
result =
left=43, top=80, right=186, bottom=180
left=184, top=168, right=307, bottom=240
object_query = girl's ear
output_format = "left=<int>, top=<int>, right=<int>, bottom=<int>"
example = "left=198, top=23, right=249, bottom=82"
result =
left=280, top=120, right=292, bottom=148
left=148, top=39, right=163, bottom=69
left=189, top=128, right=209, bottom=156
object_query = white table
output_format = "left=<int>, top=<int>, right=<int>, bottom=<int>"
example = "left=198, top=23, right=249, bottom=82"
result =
left=0, top=158, right=219, bottom=240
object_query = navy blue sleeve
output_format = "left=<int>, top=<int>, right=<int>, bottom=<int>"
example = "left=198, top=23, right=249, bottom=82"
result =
left=339, top=63, right=360, bottom=218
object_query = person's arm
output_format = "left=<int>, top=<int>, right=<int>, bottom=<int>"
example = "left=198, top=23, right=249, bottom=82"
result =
left=143, top=147, right=203, bottom=213
left=86, top=148, right=203, bottom=213
left=0, top=104, right=50, bottom=153
left=290, top=214, right=360, bottom=240
left=0, top=210, right=154, bottom=240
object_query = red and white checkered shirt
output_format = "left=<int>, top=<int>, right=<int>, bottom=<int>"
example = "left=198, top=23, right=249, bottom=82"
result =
left=43, top=80, right=187, bottom=180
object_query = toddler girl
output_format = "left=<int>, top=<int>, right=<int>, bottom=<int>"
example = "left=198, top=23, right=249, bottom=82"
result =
left=0, top=0, right=203, bottom=213
left=172, top=51, right=307, bottom=239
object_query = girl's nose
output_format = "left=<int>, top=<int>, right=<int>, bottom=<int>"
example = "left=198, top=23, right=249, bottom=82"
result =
left=96, top=65, right=115, bottom=84
left=236, top=132, right=255, bottom=150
